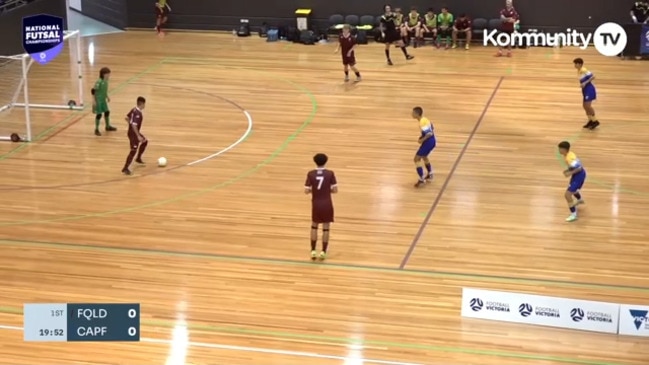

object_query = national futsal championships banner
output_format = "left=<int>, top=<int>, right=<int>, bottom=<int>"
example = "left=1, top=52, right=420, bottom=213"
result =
left=22, top=14, right=64, bottom=64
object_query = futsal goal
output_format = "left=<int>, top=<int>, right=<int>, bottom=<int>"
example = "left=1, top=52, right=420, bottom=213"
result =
left=0, top=29, right=85, bottom=142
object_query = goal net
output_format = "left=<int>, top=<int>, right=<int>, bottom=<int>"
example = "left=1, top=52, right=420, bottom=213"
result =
left=0, top=29, right=84, bottom=142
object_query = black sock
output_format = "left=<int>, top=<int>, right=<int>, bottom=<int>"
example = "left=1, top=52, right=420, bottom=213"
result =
left=385, top=49, right=390, bottom=59
left=322, top=228, right=329, bottom=252
left=123, top=150, right=136, bottom=170
left=344, top=71, right=349, bottom=76
left=574, top=193, right=582, bottom=200
left=401, top=46, right=408, bottom=56
left=354, top=71, right=360, bottom=77
left=310, top=240, right=316, bottom=251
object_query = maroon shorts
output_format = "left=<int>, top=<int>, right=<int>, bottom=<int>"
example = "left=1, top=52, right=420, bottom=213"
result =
left=155, top=5, right=169, bottom=16
left=342, top=55, right=356, bottom=66
left=312, top=200, right=334, bottom=223
left=128, top=133, right=145, bottom=149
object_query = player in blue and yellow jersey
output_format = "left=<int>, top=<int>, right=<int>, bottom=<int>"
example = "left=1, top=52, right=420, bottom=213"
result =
left=558, top=141, right=586, bottom=222
left=412, top=106, right=435, bottom=188
left=573, top=58, right=600, bottom=130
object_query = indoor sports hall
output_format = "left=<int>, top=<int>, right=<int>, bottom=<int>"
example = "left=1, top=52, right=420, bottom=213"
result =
left=0, top=29, right=648, bottom=364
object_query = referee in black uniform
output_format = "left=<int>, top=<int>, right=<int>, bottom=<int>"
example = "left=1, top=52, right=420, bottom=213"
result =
left=631, top=1, right=649, bottom=23
left=380, top=4, right=414, bottom=65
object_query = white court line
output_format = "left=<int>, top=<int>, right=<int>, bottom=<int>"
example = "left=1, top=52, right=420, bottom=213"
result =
left=186, top=110, right=253, bottom=166
left=81, top=30, right=124, bottom=38
left=0, top=324, right=422, bottom=365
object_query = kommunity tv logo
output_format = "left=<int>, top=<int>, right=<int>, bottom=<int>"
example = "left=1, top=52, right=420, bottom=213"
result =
left=483, top=22, right=627, bottom=57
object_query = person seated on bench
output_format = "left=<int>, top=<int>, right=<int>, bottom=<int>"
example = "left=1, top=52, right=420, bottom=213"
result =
left=452, top=13, right=472, bottom=50
left=391, top=7, right=408, bottom=45
left=436, top=7, right=454, bottom=49
left=422, top=8, right=438, bottom=45
left=630, top=1, right=649, bottom=23
left=404, top=6, right=424, bottom=47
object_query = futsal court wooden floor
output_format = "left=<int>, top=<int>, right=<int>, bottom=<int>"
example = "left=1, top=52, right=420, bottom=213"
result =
left=0, top=31, right=648, bottom=364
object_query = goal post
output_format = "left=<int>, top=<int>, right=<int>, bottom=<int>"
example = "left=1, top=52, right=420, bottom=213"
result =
left=0, top=30, right=84, bottom=142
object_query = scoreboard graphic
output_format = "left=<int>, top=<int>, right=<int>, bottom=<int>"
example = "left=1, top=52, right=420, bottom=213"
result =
left=23, top=303, right=140, bottom=342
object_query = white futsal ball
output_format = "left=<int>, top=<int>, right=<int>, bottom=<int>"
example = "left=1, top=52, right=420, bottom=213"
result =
left=158, top=157, right=167, bottom=167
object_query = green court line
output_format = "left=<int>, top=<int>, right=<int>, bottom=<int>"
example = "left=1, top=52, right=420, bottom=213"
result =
left=3, top=57, right=647, bottom=292
left=0, top=58, right=318, bottom=226
left=2, top=238, right=648, bottom=293
left=554, top=123, right=649, bottom=196
left=0, top=59, right=167, bottom=161
left=0, top=55, right=639, bottom=365
left=0, top=305, right=628, bottom=365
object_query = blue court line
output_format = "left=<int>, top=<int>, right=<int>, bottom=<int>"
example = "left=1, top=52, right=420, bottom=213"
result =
left=399, top=76, right=505, bottom=269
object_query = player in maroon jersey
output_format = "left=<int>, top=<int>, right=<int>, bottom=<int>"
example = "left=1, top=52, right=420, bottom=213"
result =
left=496, top=0, right=519, bottom=57
left=121, top=97, right=148, bottom=175
left=452, top=14, right=472, bottom=50
left=334, top=25, right=362, bottom=82
left=304, top=153, right=338, bottom=261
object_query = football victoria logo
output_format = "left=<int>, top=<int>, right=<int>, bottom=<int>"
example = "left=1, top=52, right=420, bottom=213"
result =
left=469, top=298, right=510, bottom=312
left=22, top=14, right=64, bottom=65
left=570, top=307, right=613, bottom=323
left=469, top=298, right=483, bottom=311
left=518, top=303, right=560, bottom=318
left=518, top=303, right=533, bottom=317
left=483, top=22, right=627, bottom=57
left=570, top=308, right=585, bottom=322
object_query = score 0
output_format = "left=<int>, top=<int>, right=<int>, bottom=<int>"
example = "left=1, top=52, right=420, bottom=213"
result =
left=68, top=303, right=140, bottom=342
left=127, top=307, right=138, bottom=337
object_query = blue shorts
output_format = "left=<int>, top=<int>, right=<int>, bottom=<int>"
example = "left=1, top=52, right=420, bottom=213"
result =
left=416, top=139, right=436, bottom=156
left=567, top=172, right=586, bottom=193
left=582, top=86, right=596, bottom=102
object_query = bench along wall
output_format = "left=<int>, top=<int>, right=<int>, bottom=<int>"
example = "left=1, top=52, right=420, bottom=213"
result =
left=126, top=0, right=627, bottom=33
left=0, top=0, right=68, bottom=56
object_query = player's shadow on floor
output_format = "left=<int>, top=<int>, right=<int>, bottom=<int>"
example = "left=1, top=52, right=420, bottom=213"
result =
left=340, top=81, right=361, bottom=92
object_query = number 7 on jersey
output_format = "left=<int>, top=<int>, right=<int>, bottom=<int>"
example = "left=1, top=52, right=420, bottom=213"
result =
left=316, top=176, right=324, bottom=190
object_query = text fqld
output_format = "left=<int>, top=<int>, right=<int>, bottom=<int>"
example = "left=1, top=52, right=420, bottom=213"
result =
left=77, top=308, right=108, bottom=320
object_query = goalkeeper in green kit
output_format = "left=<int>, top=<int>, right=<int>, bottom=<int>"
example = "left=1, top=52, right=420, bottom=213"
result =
left=92, top=67, right=117, bottom=136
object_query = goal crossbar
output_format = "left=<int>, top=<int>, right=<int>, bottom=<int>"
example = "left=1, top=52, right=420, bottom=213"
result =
left=0, top=30, right=84, bottom=142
